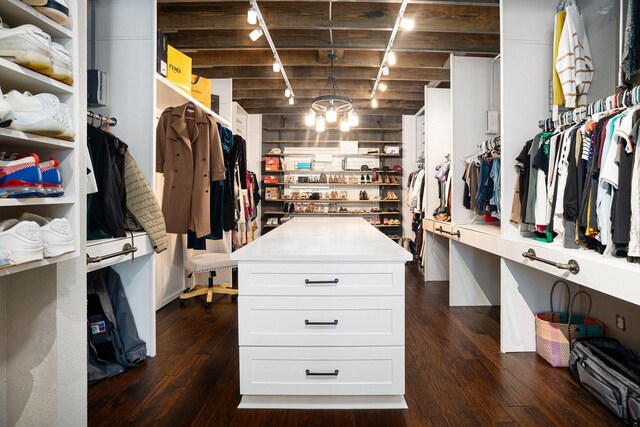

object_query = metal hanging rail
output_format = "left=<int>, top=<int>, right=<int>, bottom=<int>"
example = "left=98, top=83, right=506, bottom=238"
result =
left=86, top=243, right=137, bottom=264
left=87, top=111, right=117, bottom=127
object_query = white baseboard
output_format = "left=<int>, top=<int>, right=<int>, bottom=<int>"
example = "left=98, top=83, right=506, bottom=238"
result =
left=238, top=395, right=408, bottom=410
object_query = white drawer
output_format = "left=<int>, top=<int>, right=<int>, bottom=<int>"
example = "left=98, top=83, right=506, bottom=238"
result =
left=423, top=218, right=435, bottom=233
left=240, top=346, right=404, bottom=396
left=433, top=221, right=455, bottom=239
left=239, top=263, right=404, bottom=296
left=86, top=232, right=154, bottom=272
left=239, top=296, right=404, bottom=346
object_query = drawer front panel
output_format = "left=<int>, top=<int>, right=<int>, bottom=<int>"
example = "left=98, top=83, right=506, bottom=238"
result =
left=239, top=296, right=404, bottom=346
left=240, top=346, right=404, bottom=396
left=239, top=263, right=404, bottom=296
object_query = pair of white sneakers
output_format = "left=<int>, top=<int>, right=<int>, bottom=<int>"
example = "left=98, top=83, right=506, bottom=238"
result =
left=266, top=218, right=280, bottom=226
left=0, top=87, right=74, bottom=140
left=0, top=213, right=75, bottom=268
left=0, top=21, right=72, bottom=84
left=22, top=1, right=70, bottom=26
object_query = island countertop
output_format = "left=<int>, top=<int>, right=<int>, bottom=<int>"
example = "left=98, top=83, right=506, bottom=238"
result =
left=230, top=217, right=412, bottom=263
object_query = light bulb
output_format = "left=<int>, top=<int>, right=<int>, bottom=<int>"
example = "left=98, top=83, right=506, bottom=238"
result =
left=289, top=97, right=294, bottom=105
left=400, top=17, right=414, bottom=30
left=249, top=27, right=263, bottom=41
left=284, top=88, right=291, bottom=97
left=273, top=61, right=281, bottom=73
left=387, top=51, right=396, bottom=66
left=379, top=82, right=387, bottom=92
left=247, top=8, right=257, bottom=25
left=382, top=65, right=389, bottom=76
left=316, top=115, right=326, bottom=132
left=305, top=110, right=316, bottom=126
left=326, top=104, right=337, bottom=123
left=371, top=98, right=378, bottom=108
left=348, top=110, right=359, bottom=127
left=340, top=116, right=350, bottom=132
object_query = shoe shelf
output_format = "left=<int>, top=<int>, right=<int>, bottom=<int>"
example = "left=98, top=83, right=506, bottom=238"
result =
left=263, top=211, right=402, bottom=216
left=267, top=199, right=400, bottom=203
left=0, top=251, right=77, bottom=278
left=263, top=140, right=402, bottom=145
left=264, top=182, right=401, bottom=187
left=0, top=196, right=74, bottom=207
left=263, top=154, right=401, bottom=159
left=263, top=127, right=403, bottom=132
left=0, top=127, right=74, bottom=150
left=0, top=0, right=72, bottom=38
left=156, top=74, right=231, bottom=128
left=264, top=170, right=402, bottom=175
left=0, top=57, right=73, bottom=95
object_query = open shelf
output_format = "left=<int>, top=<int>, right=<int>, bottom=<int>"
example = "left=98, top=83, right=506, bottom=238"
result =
left=263, top=153, right=401, bottom=158
left=0, top=251, right=77, bottom=278
left=263, top=140, right=402, bottom=145
left=0, top=127, right=75, bottom=149
left=264, top=127, right=403, bottom=132
left=0, top=57, right=74, bottom=95
left=266, top=199, right=401, bottom=203
left=263, top=211, right=402, bottom=216
left=0, top=196, right=74, bottom=207
left=264, top=182, right=401, bottom=187
left=264, top=169, right=402, bottom=175
left=0, top=0, right=72, bottom=38
left=156, top=75, right=231, bottom=127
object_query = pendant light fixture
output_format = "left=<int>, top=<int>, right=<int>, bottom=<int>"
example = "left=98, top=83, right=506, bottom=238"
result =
left=305, top=50, right=358, bottom=132
left=305, top=109, right=316, bottom=126
left=340, top=115, right=350, bottom=132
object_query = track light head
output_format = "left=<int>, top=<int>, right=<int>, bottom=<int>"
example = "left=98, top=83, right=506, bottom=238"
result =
left=249, top=27, right=263, bottom=41
left=247, top=7, right=257, bottom=25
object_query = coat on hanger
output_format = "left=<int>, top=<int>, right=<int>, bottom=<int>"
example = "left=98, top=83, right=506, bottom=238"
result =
left=156, top=102, right=226, bottom=237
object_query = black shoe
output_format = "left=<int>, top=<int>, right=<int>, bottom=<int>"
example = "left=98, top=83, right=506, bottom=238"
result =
left=283, top=202, right=289, bottom=213
left=289, top=203, right=295, bottom=213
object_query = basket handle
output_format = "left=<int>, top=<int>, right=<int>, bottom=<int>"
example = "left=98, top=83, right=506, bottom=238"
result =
left=549, top=280, right=571, bottom=322
left=567, top=290, right=593, bottom=343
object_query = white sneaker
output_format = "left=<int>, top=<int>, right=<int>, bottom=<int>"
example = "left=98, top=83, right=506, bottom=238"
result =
left=35, top=92, right=74, bottom=140
left=0, top=86, right=15, bottom=127
left=5, top=90, right=64, bottom=137
left=20, top=213, right=74, bottom=257
left=0, top=218, right=43, bottom=264
left=0, top=24, right=52, bottom=74
left=47, top=42, right=72, bottom=85
left=35, top=0, right=70, bottom=26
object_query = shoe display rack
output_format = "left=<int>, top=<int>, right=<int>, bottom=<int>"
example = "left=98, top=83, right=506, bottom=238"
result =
left=0, top=0, right=84, bottom=424
left=261, top=114, right=404, bottom=241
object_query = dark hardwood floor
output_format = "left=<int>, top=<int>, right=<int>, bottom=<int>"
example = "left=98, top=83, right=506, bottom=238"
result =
left=88, top=265, right=621, bottom=426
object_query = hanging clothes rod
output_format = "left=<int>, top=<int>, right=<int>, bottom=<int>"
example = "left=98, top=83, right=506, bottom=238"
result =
left=538, top=85, right=640, bottom=130
left=87, top=111, right=117, bottom=127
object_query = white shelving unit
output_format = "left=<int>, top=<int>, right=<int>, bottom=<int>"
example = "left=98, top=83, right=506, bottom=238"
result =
left=0, top=0, right=85, bottom=424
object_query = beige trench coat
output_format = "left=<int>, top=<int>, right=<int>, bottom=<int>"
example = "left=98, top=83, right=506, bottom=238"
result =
left=156, top=103, right=226, bottom=237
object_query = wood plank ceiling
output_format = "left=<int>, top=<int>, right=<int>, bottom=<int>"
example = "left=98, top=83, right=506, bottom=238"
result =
left=158, top=0, right=500, bottom=115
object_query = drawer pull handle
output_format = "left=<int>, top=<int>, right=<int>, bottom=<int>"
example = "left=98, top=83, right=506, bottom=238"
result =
left=87, top=243, right=137, bottom=264
left=305, top=319, right=339, bottom=326
left=522, top=249, right=580, bottom=274
left=305, top=278, right=339, bottom=285
left=435, top=227, right=461, bottom=238
left=305, top=369, right=339, bottom=376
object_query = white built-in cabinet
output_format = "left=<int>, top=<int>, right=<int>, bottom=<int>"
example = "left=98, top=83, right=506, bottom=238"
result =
left=0, top=0, right=86, bottom=424
left=414, top=0, right=640, bottom=356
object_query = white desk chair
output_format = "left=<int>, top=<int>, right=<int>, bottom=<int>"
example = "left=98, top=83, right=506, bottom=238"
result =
left=179, top=232, right=238, bottom=308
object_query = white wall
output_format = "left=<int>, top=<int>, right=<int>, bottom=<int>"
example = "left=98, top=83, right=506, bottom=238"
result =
left=0, top=283, right=5, bottom=427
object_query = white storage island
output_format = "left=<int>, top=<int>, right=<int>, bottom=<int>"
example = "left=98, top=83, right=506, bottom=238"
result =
left=231, top=217, right=413, bottom=409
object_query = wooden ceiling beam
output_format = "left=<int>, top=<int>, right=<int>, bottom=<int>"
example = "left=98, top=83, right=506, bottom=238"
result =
left=231, top=79, right=428, bottom=91
left=190, top=50, right=450, bottom=68
left=238, top=98, right=423, bottom=109
left=158, top=0, right=498, bottom=5
left=158, top=2, right=499, bottom=34
left=199, top=65, right=450, bottom=81
left=166, top=29, right=499, bottom=54
left=233, top=89, right=424, bottom=101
